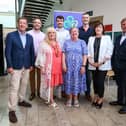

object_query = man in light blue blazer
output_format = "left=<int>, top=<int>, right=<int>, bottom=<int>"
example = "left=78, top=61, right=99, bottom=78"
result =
left=5, top=17, right=35, bottom=123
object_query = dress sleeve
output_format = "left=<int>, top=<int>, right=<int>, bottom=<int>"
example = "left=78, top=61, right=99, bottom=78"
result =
left=62, top=41, right=67, bottom=53
left=35, top=43, right=46, bottom=68
left=81, top=40, right=88, bottom=55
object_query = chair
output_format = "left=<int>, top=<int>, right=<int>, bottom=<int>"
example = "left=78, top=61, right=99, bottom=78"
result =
left=106, top=70, right=115, bottom=92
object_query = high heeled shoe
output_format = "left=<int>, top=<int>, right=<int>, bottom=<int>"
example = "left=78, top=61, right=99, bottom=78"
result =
left=95, top=102, right=103, bottom=109
left=92, top=101, right=97, bottom=106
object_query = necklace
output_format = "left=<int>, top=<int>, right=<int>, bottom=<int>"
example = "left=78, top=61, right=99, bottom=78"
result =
left=50, top=42, right=60, bottom=57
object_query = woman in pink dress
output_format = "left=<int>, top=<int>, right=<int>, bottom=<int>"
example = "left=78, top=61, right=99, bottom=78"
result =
left=35, top=27, right=63, bottom=107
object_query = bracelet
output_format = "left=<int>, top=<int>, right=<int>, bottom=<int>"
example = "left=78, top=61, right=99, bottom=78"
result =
left=81, top=65, right=86, bottom=67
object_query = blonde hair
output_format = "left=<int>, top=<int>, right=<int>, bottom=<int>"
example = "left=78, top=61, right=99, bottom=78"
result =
left=44, top=27, right=57, bottom=45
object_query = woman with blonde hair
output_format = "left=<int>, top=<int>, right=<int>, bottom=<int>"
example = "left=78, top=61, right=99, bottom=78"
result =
left=35, top=27, right=63, bottom=107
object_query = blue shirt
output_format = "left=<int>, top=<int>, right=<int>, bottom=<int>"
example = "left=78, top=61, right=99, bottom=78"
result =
left=79, top=26, right=94, bottom=45
left=18, top=31, right=27, bottom=48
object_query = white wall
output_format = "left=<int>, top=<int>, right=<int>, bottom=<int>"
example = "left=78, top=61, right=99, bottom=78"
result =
left=44, top=0, right=126, bottom=32
left=64, top=0, right=126, bottom=32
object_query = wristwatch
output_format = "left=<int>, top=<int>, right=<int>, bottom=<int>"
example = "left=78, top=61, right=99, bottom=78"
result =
left=81, top=65, right=86, bottom=67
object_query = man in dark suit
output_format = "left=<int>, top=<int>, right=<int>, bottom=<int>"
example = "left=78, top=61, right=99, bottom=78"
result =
left=110, top=17, right=126, bottom=114
left=5, top=17, right=35, bottom=123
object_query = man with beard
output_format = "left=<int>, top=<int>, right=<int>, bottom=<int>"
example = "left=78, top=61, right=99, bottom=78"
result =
left=28, top=17, right=45, bottom=100
left=55, top=15, right=70, bottom=98
left=79, top=13, right=94, bottom=101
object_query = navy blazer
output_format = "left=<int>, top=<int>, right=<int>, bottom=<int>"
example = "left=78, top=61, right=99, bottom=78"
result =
left=111, top=34, right=126, bottom=71
left=5, top=31, right=35, bottom=69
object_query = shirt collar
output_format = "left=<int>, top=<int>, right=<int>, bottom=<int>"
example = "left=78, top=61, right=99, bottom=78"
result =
left=80, top=25, right=91, bottom=31
left=18, top=30, right=27, bottom=36
left=32, top=29, right=41, bottom=33
left=56, top=27, right=65, bottom=31
left=122, top=32, right=126, bottom=36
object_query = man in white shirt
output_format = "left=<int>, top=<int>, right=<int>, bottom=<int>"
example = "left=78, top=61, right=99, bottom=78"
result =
left=55, top=15, right=70, bottom=98
left=28, top=17, right=45, bottom=100
left=56, top=15, right=70, bottom=49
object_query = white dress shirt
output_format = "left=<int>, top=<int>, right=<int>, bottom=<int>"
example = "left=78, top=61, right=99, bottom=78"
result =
left=120, top=33, right=126, bottom=45
left=56, top=28, right=70, bottom=50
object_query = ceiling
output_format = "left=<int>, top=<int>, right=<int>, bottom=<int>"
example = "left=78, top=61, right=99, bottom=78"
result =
left=21, top=0, right=57, bottom=28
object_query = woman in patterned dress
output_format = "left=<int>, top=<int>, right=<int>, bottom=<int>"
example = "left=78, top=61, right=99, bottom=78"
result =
left=35, top=27, right=63, bottom=107
left=62, top=27, right=87, bottom=107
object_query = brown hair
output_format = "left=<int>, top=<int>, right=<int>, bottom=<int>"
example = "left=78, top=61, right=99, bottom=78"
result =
left=56, top=15, right=64, bottom=21
left=17, top=17, right=27, bottom=23
left=94, top=22, right=105, bottom=35
left=32, top=17, right=42, bottom=23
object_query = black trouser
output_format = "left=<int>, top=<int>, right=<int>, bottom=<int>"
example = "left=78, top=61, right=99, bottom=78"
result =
left=92, top=69, right=107, bottom=98
left=85, top=64, right=92, bottom=96
left=114, top=70, right=126, bottom=105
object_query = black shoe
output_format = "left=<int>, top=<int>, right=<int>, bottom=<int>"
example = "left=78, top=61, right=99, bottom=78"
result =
left=9, top=111, right=18, bottom=123
left=118, top=107, right=126, bottom=114
left=37, top=92, right=41, bottom=98
left=95, top=102, right=103, bottom=109
left=109, top=101, right=123, bottom=106
left=62, top=91, right=66, bottom=98
left=85, top=95, right=92, bottom=102
left=18, top=101, right=32, bottom=108
left=92, top=101, right=97, bottom=106
left=53, top=95, right=57, bottom=99
left=29, top=94, right=35, bottom=101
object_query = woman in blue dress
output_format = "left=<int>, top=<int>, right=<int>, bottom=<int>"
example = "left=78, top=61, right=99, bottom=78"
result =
left=62, top=27, right=87, bottom=107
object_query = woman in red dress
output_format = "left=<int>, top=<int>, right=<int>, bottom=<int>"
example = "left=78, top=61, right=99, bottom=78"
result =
left=35, top=27, right=63, bottom=107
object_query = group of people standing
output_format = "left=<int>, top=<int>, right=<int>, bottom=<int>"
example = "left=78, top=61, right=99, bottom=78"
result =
left=5, top=13, right=126, bottom=123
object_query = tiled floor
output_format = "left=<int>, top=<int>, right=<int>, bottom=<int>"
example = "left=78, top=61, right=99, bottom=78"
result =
left=0, top=75, right=126, bottom=126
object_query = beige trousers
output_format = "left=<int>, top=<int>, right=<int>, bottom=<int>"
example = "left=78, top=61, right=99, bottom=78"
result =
left=8, top=68, right=29, bottom=111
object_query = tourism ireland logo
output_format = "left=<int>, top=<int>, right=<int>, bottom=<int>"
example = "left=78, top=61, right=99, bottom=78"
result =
left=64, top=16, right=78, bottom=29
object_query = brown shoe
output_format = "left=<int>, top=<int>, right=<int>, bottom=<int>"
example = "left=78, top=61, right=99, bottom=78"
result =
left=9, top=111, right=17, bottom=123
left=29, top=94, right=35, bottom=101
left=18, top=101, right=32, bottom=108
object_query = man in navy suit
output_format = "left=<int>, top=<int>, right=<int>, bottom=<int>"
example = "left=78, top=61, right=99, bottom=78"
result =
left=110, top=17, right=126, bottom=114
left=5, top=17, right=35, bottom=123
